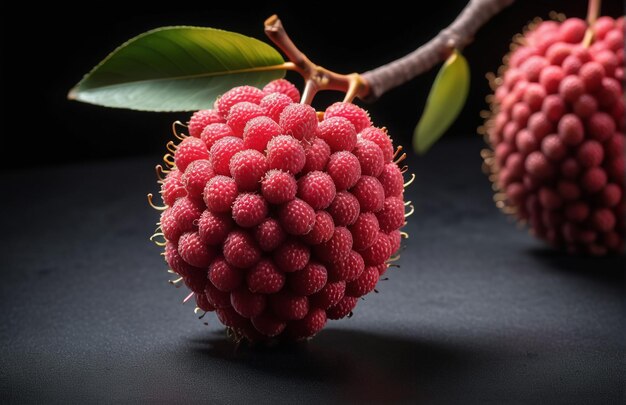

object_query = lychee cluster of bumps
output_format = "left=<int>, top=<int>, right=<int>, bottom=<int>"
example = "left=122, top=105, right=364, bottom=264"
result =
left=156, top=79, right=409, bottom=341
left=485, top=16, right=625, bottom=255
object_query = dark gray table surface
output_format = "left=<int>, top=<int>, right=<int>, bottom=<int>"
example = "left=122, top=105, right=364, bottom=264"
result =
left=1, top=137, right=623, bottom=404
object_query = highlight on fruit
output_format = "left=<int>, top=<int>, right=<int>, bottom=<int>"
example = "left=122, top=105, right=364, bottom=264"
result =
left=482, top=3, right=624, bottom=255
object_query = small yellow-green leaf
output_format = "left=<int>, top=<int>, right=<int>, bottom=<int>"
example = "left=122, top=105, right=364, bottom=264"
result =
left=68, top=27, right=286, bottom=112
left=413, top=50, right=470, bottom=154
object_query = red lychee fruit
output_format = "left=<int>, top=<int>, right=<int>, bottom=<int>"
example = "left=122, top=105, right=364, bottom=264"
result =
left=484, top=16, right=624, bottom=255
left=152, top=79, right=410, bottom=342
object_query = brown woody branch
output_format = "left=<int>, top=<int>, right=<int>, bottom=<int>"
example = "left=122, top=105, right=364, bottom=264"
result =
left=362, top=0, right=515, bottom=99
left=265, top=0, right=514, bottom=103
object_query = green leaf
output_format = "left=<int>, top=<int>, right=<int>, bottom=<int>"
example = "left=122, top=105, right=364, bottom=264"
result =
left=413, top=50, right=470, bottom=154
left=68, top=27, right=286, bottom=111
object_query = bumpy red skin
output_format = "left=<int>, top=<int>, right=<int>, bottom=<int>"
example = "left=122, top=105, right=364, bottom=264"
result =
left=157, top=80, right=408, bottom=342
left=188, top=109, right=224, bottom=139
left=487, top=17, right=624, bottom=255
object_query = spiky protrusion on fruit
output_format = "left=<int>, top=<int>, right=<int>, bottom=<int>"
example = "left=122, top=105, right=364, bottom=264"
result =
left=152, top=80, right=412, bottom=343
left=483, top=15, right=625, bottom=255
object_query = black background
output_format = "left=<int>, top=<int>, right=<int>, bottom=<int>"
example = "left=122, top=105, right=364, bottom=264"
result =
left=1, top=2, right=624, bottom=403
left=0, top=0, right=622, bottom=168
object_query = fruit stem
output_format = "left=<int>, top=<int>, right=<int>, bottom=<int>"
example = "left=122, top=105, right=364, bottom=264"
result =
left=586, top=0, right=601, bottom=25
left=361, top=0, right=515, bottom=100
left=264, top=15, right=309, bottom=76
left=582, top=0, right=601, bottom=47
left=264, top=15, right=369, bottom=104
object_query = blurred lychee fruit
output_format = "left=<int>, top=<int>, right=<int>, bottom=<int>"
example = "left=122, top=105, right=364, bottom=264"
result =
left=153, top=80, right=412, bottom=342
left=484, top=15, right=625, bottom=255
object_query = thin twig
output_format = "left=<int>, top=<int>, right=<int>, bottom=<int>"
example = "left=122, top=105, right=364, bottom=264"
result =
left=264, top=15, right=369, bottom=103
left=264, top=15, right=310, bottom=76
left=582, top=0, right=601, bottom=47
left=586, top=0, right=602, bottom=25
